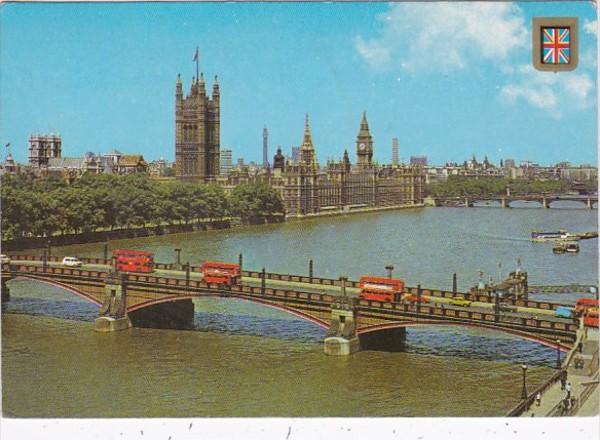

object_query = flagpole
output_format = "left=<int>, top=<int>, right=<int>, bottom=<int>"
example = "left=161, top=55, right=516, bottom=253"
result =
left=196, top=46, right=199, bottom=81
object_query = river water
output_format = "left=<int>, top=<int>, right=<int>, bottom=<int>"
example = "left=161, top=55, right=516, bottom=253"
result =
left=2, top=205, right=597, bottom=417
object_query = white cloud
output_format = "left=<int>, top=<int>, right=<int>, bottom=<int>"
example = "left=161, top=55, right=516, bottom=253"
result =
left=355, top=3, right=528, bottom=72
left=357, top=3, right=596, bottom=116
left=584, top=19, right=598, bottom=36
left=500, top=65, right=594, bottom=118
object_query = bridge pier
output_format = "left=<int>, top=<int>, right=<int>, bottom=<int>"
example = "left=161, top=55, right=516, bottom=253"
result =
left=542, top=197, right=548, bottom=208
left=587, top=198, right=592, bottom=209
left=501, top=198, right=507, bottom=208
left=324, top=297, right=360, bottom=356
left=95, top=272, right=131, bottom=332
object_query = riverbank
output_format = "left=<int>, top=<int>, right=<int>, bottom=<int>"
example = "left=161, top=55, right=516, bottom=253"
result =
left=286, top=202, right=425, bottom=219
left=1, top=203, right=425, bottom=251
left=1, top=217, right=284, bottom=252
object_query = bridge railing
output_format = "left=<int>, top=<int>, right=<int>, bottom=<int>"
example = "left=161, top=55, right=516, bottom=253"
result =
left=3, top=256, right=586, bottom=312
left=355, top=298, right=578, bottom=337
left=121, top=271, right=339, bottom=305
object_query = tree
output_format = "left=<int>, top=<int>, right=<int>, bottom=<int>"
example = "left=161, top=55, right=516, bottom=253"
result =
left=229, top=183, right=284, bottom=221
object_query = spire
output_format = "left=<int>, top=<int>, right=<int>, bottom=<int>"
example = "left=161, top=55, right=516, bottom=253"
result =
left=358, top=111, right=370, bottom=136
left=176, top=73, right=183, bottom=97
left=212, top=75, right=219, bottom=98
left=302, top=113, right=313, bottom=150
left=300, top=114, right=316, bottom=169
left=199, top=72, right=206, bottom=95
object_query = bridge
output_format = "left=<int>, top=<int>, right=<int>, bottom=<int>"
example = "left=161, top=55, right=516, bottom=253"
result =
left=429, top=193, right=598, bottom=209
left=1, top=256, right=580, bottom=356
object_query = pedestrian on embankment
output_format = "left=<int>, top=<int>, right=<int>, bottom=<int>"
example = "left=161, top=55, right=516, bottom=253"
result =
left=560, top=369, right=567, bottom=390
left=566, top=382, right=572, bottom=399
left=535, top=392, right=541, bottom=406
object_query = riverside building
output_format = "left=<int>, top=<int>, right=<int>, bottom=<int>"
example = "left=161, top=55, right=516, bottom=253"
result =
left=174, top=73, right=220, bottom=182
left=226, top=113, right=425, bottom=218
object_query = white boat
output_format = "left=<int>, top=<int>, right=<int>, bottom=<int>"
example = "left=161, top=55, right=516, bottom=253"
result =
left=532, top=229, right=579, bottom=242
left=565, top=241, right=580, bottom=253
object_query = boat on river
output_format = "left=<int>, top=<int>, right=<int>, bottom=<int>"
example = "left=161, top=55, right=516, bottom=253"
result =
left=531, top=229, right=578, bottom=242
left=553, top=240, right=580, bottom=254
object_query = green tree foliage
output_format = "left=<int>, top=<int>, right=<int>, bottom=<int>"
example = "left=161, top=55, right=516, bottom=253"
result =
left=425, top=177, right=572, bottom=198
left=229, top=183, right=284, bottom=221
left=1, top=174, right=283, bottom=240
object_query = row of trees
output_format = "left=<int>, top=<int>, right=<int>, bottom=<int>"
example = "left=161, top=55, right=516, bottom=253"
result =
left=425, top=177, right=574, bottom=198
left=1, top=174, right=284, bottom=240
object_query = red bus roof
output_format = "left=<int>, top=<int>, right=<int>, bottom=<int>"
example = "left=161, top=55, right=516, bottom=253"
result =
left=576, top=298, right=599, bottom=306
left=359, top=276, right=404, bottom=287
left=112, top=249, right=154, bottom=257
left=201, top=261, right=240, bottom=269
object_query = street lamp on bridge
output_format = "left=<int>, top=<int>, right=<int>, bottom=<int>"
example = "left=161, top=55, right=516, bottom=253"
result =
left=556, top=339, right=562, bottom=369
left=385, top=265, right=394, bottom=279
left=521, top=364, right=528, bottom=400
left=174, top=248, right=182, bottom=270
left=340, top=276, right=348, bottom=303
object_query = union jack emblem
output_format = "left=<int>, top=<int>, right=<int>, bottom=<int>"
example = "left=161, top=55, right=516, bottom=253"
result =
left=542, top=27, right=571, bottom=64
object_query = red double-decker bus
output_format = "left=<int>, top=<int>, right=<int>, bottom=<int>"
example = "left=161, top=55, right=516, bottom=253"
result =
left=200, top=261, right=241, bottom=286
left=576, top=298, right=599, bottom=328
left=358, top=276, right=404, bottom=302
left=112, top=249, right=155, bottom=273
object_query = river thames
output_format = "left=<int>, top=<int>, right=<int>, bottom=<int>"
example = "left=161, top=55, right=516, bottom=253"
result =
left=2, top=205, right=597, bottom=417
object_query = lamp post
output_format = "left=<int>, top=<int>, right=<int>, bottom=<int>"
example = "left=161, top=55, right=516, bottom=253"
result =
left=385, top=265, right=394, bottom=279
left=521, top=364, right=528, bottom=400
left=340, top=276, right=348, bottom=304
left=556, top=339, right=562, bottom=369
left=174, top=248, right=181, bottom=270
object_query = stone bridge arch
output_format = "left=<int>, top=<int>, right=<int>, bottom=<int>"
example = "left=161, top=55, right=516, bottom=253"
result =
left=4, top=274, right=104, bottom=307
left=358, top=320, right=570, bottom=351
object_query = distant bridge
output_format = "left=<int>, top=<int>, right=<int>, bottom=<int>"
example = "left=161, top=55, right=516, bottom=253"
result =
left=430, top=193, right=598, bottom=209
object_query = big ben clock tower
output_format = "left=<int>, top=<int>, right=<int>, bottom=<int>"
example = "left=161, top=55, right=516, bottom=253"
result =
left=356, top=111, right=373, bottom=168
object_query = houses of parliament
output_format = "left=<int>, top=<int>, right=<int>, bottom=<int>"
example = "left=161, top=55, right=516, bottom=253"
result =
left=175, top=70, right=425, bottom=217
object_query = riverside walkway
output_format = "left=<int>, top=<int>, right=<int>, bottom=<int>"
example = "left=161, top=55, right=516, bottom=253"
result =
left=516, top=328, right=599, bottom=417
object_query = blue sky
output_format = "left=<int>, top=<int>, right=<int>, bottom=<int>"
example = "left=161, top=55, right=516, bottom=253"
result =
left=0, top=2, right=597, bottom=166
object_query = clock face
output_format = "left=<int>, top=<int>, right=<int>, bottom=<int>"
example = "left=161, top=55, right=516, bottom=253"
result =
left=359, top=143, right=366, bottom=151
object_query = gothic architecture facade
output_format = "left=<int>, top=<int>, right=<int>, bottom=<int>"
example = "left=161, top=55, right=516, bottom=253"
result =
left=227, top=113, right=425, bottom=217
left=175, top=73, right=220, bottom=181
left=28, top=133, right=62, bottom=167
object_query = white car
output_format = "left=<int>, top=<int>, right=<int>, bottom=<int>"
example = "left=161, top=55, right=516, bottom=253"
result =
left=0, top=254, right=10, bottom=264
left=62, top=256, right=83, bottom=267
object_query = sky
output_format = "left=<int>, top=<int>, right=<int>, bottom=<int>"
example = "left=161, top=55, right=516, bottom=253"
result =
left=0, top=1, right=597, bottom=166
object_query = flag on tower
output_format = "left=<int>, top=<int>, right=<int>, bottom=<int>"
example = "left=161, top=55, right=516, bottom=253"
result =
left=193, top=47, right=199, bottom=62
